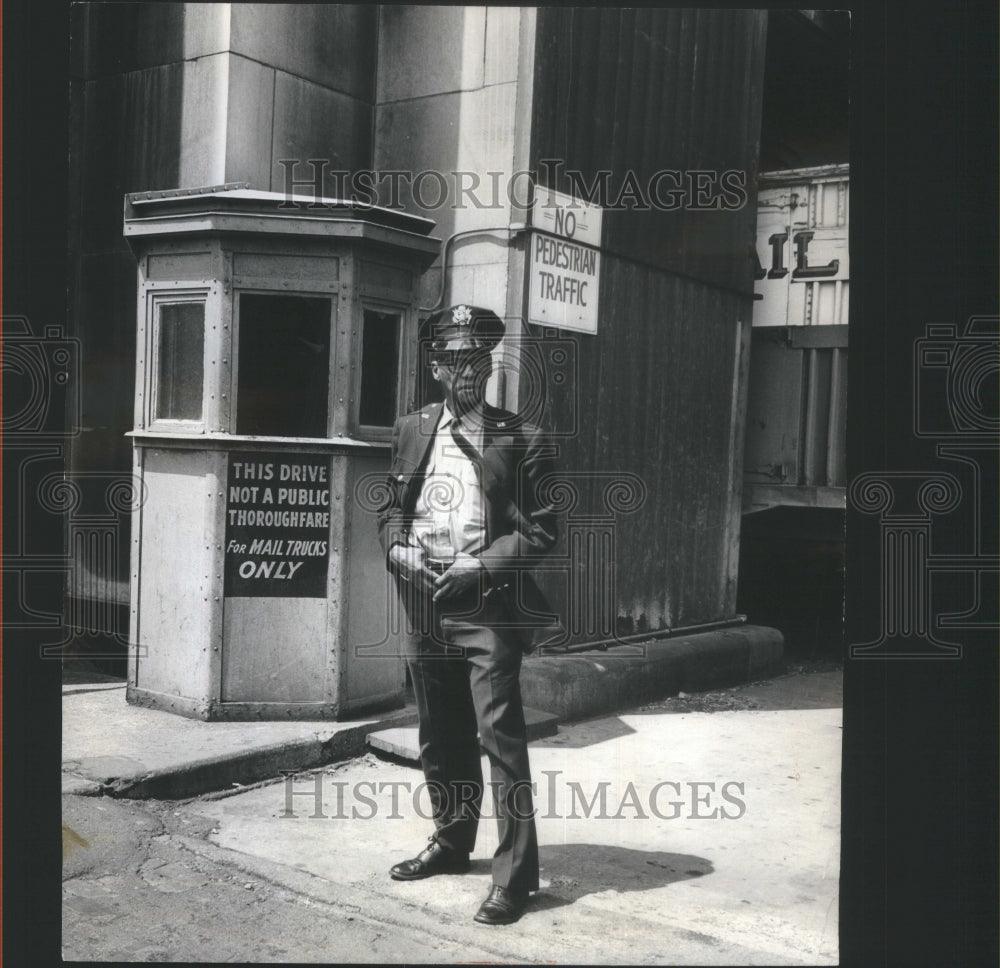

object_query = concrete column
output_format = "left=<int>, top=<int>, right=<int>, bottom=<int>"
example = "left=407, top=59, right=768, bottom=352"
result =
left=374, top=6, right=535, bottom=318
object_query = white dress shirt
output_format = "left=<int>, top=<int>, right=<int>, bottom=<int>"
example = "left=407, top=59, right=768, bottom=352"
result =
left=409, top=405, right=486, bottom=560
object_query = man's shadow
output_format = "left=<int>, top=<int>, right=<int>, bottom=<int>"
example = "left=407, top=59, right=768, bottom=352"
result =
left=479, top=844, right=712, bottom=911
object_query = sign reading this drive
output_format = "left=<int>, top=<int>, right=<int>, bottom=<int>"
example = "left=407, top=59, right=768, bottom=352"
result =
left=528, top=186, right=603, bottom=334
left=224, top=452, right=330, bottom=597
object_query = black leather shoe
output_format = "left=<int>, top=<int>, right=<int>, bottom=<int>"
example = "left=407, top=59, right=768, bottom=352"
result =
left=389, top=839, right=470, bottom=881
left=473, top=884, right=529, bottom=925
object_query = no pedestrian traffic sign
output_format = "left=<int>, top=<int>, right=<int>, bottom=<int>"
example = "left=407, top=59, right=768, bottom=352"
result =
left=528, top=186, right=603, bottom=334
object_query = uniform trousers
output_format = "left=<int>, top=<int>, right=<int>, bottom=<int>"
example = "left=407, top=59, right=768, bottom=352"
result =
left=401, top=579, right=539, bottom=896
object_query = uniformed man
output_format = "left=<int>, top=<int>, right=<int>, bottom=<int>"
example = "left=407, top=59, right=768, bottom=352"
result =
left=377, top=304, right=559, bottom=925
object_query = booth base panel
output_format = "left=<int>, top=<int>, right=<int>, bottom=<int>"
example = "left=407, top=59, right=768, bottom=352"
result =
left=126, top=685, right=406, bottom=722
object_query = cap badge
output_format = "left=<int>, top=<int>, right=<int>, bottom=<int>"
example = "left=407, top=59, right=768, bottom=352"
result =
left=453, top=305, right=473, bottom=327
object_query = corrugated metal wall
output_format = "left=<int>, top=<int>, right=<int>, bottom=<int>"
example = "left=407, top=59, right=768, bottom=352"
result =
left=527, top=8, right=767, bottom=636
left=535, top=262, right=750, bottom=633
left=532, top=7, right=767, bottom=294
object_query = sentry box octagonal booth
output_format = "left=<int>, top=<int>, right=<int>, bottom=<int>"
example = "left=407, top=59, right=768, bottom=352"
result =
left=123, top=186, right=440, bottom=720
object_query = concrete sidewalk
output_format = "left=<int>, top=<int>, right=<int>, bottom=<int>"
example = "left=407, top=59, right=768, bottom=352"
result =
left=63, top=683, right=564, bottom=800
left=62, top=680, right=416, bottom=799
left=62, top=665, right=841, bottom=963
left=174, top=672, right=843, bottom=964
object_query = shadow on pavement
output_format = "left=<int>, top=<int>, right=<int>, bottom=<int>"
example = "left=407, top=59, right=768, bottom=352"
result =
left=733, top=670, right=843, bottom=711
left=530, top=716, right=637, bottom=748
left=63, top=683, right=127, bottom=697
left=627, top=669, right=844, bottom=715
left=62, top=660, right=127, bottom=687
left=532, top=843, right=713, bottom=910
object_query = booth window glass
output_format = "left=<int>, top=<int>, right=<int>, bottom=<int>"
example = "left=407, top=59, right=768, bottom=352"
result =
left=236, top=293, right=331, bottom=438
left=156, top=302, right=205, bottom=421
left=359, top=309, right=401, bottom=428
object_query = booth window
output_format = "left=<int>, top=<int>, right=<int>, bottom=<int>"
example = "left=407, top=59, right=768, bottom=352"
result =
left=358, top=308, right=401, bottom=428
left=236, top=293, right=331, bottom=438
left=155, top=301, right=205, bottom=421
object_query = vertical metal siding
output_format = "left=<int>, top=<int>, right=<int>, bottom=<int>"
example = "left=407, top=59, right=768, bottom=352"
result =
left=534, top=7, right=767, bottom=295
left=532, top=258, right=754, bottom=635
left=528, top=10, right=766, bottom=637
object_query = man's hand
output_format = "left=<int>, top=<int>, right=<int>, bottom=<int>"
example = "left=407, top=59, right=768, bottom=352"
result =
left=389, top=543, right=436, bottom=596
left=433, top=553, right=486, bottom=602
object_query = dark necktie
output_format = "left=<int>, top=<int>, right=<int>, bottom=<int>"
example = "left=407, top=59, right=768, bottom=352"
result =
left=448, top=420, right=483, bottom=486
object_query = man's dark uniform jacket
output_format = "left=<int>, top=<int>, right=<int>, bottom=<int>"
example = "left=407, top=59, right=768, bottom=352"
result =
left=377, top=400, right=561, bottom=651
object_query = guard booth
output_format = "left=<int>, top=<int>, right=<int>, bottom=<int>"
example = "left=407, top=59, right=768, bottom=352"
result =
left=123, top=185, right=440, bottom=719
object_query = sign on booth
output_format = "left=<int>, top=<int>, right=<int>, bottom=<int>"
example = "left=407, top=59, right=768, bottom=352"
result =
left=224, top=452, right=331, bottom=597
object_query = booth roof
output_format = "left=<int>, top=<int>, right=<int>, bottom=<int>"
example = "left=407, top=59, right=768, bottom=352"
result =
left=124, top=183, right=437, bottom=237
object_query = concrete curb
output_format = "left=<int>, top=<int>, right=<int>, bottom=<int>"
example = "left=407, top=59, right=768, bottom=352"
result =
left=368, top=706, right=560, bottom=763
left=63, top=624, right=781, bottom=800
left=93, top=708, right=418, bottom=800
left=520, top=624, right=783, bottom=720
left=170, top=835, right=523, bottom=961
